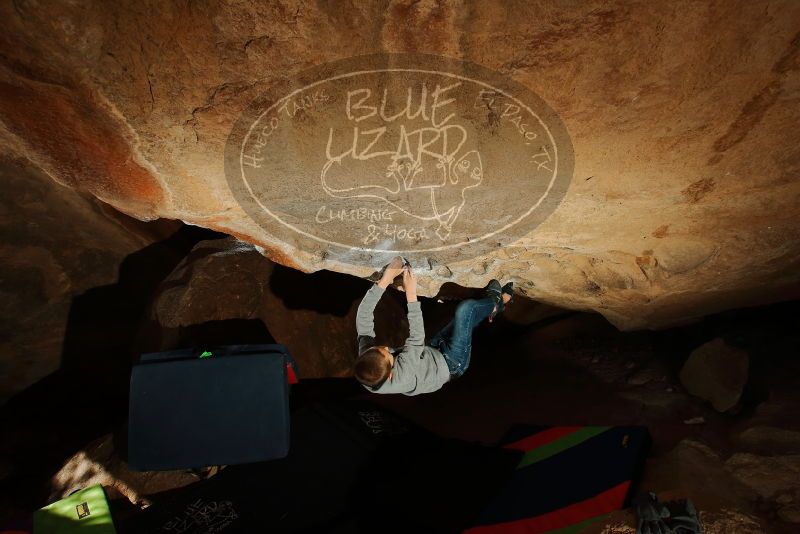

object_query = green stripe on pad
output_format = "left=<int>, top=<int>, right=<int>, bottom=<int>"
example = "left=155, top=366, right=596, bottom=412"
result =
left=517, top=426, right=611, bottom=468
left=545, top=514, right=609, bottom=534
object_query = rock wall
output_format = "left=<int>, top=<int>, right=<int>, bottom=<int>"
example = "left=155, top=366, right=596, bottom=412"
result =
left=1, top=0, right=799, bottom=329
left=0, top=154, right=178, bottom=403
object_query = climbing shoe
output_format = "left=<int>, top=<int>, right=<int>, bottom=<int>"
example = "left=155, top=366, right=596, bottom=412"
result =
left=484, top=279, right=504, bottom=321
left=502, top=282, right=514, bottom=304
left=484, top=279, right=503, bottom=302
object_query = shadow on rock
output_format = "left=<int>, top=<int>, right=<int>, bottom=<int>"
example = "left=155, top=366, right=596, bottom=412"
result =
left=0, top=225, right=222, bottom=519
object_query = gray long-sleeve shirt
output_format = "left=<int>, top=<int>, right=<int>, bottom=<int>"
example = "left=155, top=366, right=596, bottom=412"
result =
left=356, top=284, right=451, bottom=395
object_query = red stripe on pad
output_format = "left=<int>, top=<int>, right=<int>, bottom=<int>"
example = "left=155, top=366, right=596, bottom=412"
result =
left=503, top=427, right=583, bottom=452
left=465, top=481, right=631, bottom=534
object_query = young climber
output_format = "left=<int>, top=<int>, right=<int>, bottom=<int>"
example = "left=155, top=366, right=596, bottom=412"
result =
left=354, top=256, right=513, bottom=395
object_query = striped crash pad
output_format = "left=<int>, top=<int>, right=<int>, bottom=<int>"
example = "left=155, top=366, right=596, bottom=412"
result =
left=466, top=425, right=650, bottom=534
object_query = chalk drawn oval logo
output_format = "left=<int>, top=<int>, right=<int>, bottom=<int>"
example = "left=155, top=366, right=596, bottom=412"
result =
left=225, top=54, right=573, bottom=265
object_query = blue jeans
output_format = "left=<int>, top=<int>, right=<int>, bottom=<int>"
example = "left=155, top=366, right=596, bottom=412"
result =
left=429, top=298, right=497, bottom=378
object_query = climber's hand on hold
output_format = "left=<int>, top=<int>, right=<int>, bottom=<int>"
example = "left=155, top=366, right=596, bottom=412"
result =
left=378, top=256, right=405, bottom=288
left=403, top=267, right=418, bottom=303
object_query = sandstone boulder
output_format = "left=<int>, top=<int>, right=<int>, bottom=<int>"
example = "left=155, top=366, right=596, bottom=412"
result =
left=592, top=438, right=768, bottom=533
left=734, top=426, right=800, bottom=455
left=152, top=239, right=271, bottom=328
left=725, top=453, right=800, bottom=501
left=778, top=504, right=800, bottom=524
left=0, top=1, right=798, bottom=330
left=642, top=439, right=757, bottom=509
left=0, top=156, right=178, bottom=403
left=679, top=338, right=749, bottom=412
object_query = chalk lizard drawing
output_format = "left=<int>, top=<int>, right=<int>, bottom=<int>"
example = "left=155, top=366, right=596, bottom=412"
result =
left=320, top=124, right=484, bottom=240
